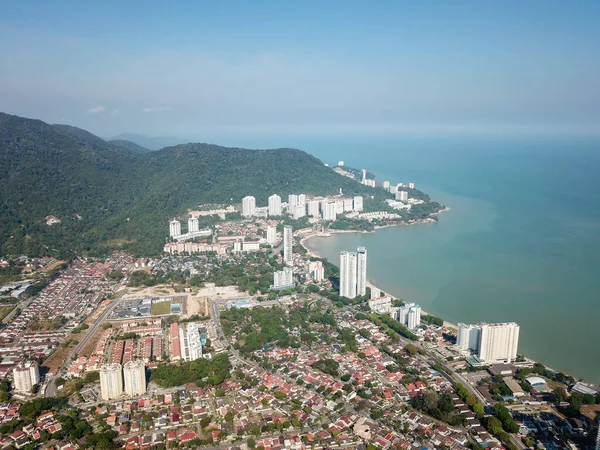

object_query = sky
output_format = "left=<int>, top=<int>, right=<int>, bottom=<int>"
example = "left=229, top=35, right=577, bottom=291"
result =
left=0, top=1, right=599, bottom=139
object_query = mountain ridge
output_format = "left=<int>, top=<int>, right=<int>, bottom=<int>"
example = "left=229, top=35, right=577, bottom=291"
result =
left=0, top=112, right=385, bottom=258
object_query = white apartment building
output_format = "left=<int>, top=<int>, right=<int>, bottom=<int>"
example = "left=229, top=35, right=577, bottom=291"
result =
left=322, top=201, right=337, bottom=221
left=272, top=267, right=295, bottom=290
left=100, top=363, right=124, bottom=400
left=408, top=182, right=415, bottom=189
left=13, top=361, right=40, bottom=394
left=353, top=196, right=364, bottom=211
left=123, top=360, right=146, bottom=397
left=368, top=295, right=392, bottom=314
left=407, top=305, right=422, bottom=329
left=292, top=204, right=306, bottom=220
left=457, top=323, right=481, bottom=352
left=268, top=194, right=282, bottom=216
left=242, top=196, right=256, bottom=217
left=396, top=191, right=409, bottom=202
left=343, top=198, right=354, bottom=212
left=477, top=322, right=520, bottom=363
left=371, top=287, right=381, bottom=299
left=340, top=247, right=367, bottom=299
left=187, top=217, right=199, bottom=233
left=179, top=322, right=204, bottom=361
left=169, top=219, right=181, bottom=238
left=383, top=181, right=390, bottom=191
left=356, top=247, right=367, bottom=296
left=397, top=302, right=422, bottom=329
left=283, top=226, right=293, bottom=266
left=334, top=199, right=345, bottom=214
left=242, top=241, right=260, bottom=252
left=340, top=251, right=358, bottom=299
left=389, top=185, right=399, bottom=194
left=307, top=200, right=321, bottom=217
left=308, top=260, right=325, bottom=282
left=266, top=226, right=277, bottom=245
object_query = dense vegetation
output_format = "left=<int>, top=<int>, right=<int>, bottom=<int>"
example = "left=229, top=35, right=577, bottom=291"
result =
left=0, top=113, right=387, bottom=258
left=411, top=391, right=463, bottom=426
left=148, top=353, right=231, bottom=387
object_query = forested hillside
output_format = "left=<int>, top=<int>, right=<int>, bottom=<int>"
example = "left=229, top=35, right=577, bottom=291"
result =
left=0, top=113, right=385, bottom=258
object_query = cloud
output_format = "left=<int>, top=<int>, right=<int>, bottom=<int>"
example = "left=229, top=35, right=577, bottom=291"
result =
left=142, top=106, right=172, bottom=113
left=110, top=109, right=120, bottom=116
left=87, top=105, right=106, bottom=114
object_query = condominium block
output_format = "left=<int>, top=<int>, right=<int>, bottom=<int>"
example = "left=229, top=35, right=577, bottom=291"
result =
left=179, top=322, right=204, bottom=361
left=396, top=191, right=409, bottom=202
left=100, top=363, right=124, bottom=400
left=283, top=226, right=293, bottom=266
left=13, top=361, right=40, bottom=394
left=187, top=217, right=199, bottom=233
left=123, top=360, right=146, bottom=397
left=353, top=196, right=364, bottom=211
left=340, top=251, right=358, bottom=299
left=477, top=322, right=520, bottom=363
left=356, top=247, right=367, bottom=296
left=266, top=226, right=277, bottom=245
left=242, top=196, right=256, bottom=217
left=272, top=267, right=295, bottom=290
left=308, top=260, right=325, bottom=282
left=268, top=194, right=282, bottom=216
left=307, top=200, right=320, bottom=217
left=322, top=201, right=337, bottom=221
left=169, top=219, right=181, bottom=238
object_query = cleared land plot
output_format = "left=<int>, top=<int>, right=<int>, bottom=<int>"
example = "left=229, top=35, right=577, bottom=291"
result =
left=0, top=304, right=16, bottom=321
left=151, top=300, right=172, bottom=316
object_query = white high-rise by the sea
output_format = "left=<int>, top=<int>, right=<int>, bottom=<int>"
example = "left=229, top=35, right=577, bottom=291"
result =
left=340, top=250, right=358, bottom=299
left=188, top=217, right=199, bottom=233
left=353, top=196, right=364, bottom=211
left=397, top=191, right=409, bottom=202
left=268, top=194, right=282, bottom=216
left=100, top=363, right=124, bottom=400
left=266, top=226, right=277, bottom=245
left=242, top=196, right=256, bottom=217
left=356, top=247, right=367, bottom=296
left=477, top=322, right=520, bottom=363
left=169, top=219, right=181, bottom=237
left=322, top=201, right=337, bottom=221
left=383, top=181, right=390, bottom=191
left=123, top=360, right=146, bottom=397
left=283, top=225, right=293, bottom=266
left=457, top=323, right=481, bottom=352
left=307, top=200, right=320, bottom=217
left=407, top=305, right=422, bottom=329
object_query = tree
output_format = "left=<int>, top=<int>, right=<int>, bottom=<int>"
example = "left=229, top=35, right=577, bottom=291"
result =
left=486, top=416, right=503, bottom=435
left=551, top=386, right=567, bottom=405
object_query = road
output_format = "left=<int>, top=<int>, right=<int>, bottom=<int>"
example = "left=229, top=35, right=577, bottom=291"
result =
left=44, top=293, right=124, bottom=397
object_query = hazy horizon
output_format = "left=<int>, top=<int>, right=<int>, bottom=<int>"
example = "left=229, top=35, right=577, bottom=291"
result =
left=1, top=1, right=599, bottom=139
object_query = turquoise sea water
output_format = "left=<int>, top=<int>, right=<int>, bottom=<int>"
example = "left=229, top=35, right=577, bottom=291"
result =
left=223, top=133, right=600, bottom=382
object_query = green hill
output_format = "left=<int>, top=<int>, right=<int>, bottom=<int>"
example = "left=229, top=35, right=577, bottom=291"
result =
left=0, top=113, right=389, bottom=258
left=108, top=139, right=151, bottom=153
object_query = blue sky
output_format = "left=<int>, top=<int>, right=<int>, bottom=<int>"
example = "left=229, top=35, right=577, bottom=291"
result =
left=0, top=1, right=599, bottom=138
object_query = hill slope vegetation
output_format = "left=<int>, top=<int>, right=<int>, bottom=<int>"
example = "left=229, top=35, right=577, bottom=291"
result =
left=0, top=113, right=387, bottom=257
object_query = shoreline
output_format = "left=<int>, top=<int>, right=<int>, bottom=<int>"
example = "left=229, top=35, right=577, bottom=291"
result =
left=299, top=209, right=457, bottom=329
left=299, top=212, right=581, bottom=381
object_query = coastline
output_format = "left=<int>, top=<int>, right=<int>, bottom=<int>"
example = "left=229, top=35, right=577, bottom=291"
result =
left=298, top=210, right=457, bottom=330
left=299, top=212, right=582, bottom=382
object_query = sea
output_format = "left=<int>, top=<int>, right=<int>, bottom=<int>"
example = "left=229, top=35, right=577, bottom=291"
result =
left=219, top=133, right=600, bottom=383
